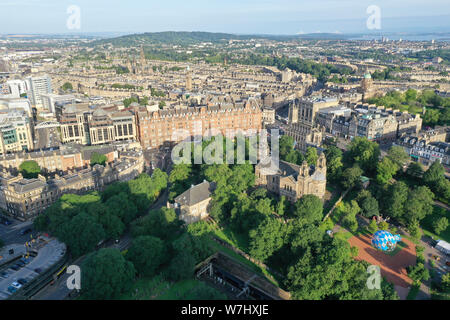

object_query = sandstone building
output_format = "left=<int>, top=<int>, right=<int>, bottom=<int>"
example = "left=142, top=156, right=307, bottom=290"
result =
left=255, top=153, right=327, bottom=203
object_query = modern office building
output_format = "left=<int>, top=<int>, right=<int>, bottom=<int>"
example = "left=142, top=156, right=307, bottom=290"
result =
left=25, top=75, right=53, bottom=109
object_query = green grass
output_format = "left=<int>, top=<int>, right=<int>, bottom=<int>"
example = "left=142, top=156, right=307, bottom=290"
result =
left=406, top=284, right=421, bottom=300
left=119, top=275, right=202, bottom=300
left=207, top=238, right=280, bottom=287
left=421, top=205, right=450, bottom=243
left=334, top=231, right=353, bottom=241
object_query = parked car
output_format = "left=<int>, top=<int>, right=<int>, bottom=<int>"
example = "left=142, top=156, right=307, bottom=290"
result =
left=0, top=217, right=12, bottom=225
left=0, top=271, right=9, bottom=278
left=7, top=286, right=16, bottom=293
left=16, top=261, right=25, bottom=267
left=34, top=268, right=42, bottom=274
left=17, top=278, right=28, bottom=285
left=20, top=228, right=32, bottom=235
left=10, top=265, right=20, bottom=271
left=11, top=281, right=22, bottom=289
left=20, top=258, right=30, bottom=265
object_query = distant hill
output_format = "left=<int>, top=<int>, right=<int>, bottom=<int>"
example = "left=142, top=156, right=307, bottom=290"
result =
left=91, top=31, right=353, bottom=47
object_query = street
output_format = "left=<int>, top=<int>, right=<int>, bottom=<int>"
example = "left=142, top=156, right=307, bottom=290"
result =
left=34, top=127, right=60, bottom=150
left=0, top=219, right=35, bottom=246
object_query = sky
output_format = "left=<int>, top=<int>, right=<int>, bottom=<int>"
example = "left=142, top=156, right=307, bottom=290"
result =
left=0, top=0, right=449, bottom=35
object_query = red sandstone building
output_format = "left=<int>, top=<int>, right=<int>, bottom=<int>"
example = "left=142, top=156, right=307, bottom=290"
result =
left=135, top=102, right=263, bottom=149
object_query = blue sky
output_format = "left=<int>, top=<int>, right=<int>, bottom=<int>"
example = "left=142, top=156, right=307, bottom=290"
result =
left=0, top=0, right=449, bottom=34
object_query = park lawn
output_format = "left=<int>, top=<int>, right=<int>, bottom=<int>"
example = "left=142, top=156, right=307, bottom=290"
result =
left=119, top=275, right=202, bottom=300
left=157, top=279, right=202, bottom=300
left=421, top=205, right=450, bottom=243
left=334, top=231, right=353, bottom=241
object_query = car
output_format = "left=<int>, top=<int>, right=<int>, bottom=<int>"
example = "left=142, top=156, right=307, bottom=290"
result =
left=16, top=261, right=25, bottom=267
left=17, top=278, right=28, bottom=285
left=7, top=286, right=17, bottom=293
left=1, top=271, right=9, bottom=278
left=0, top=217, right=12, bottom=225
left=20, top=228, right=32, bottom=235
left=11, top=281, right=22, bottom=289
left=34, top=268, right=42, bottom=274
left=10, top=265, right=20, bottom=271
left=20, top=258, right=30, bottom=265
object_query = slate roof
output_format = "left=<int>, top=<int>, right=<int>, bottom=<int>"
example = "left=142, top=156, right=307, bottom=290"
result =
left=175, top=181, right=214, bottom=207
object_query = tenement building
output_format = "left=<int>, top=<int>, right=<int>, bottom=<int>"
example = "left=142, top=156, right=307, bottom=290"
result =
left=0, top=148, right=144, bottom=221
left=135, top=100, right=263, bottom=150
left=255, top=153, right=327, bottom=203
left=0, top=144, right=116, bottom=173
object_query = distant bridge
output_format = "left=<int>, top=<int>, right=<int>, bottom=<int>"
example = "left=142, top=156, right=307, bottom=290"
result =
left=35, top=121, right=60, bottom=129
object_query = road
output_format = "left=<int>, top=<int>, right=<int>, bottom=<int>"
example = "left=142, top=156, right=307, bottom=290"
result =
left=34, top=127, right=60, bottom=150
left=0, top=219, right=35, bottom=246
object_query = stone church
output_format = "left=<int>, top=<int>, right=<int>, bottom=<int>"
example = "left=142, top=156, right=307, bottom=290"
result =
left=255, top=153, right=327, bottom=203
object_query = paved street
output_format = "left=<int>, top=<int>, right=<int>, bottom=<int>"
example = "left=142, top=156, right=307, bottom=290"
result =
left=0, top=219, right=35, bottom=246
left=34, top=127, right=60, bottom=150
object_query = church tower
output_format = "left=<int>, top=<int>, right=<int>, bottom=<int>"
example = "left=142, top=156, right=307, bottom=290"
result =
left=288, top=100, right=298, bottom=124
left=186, top=66, right=193, bottom=91
left=316, top=152, right=327, bottom=176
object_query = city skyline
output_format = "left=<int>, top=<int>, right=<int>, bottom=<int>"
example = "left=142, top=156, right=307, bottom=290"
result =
left=0, top=0, right=449, bottom=35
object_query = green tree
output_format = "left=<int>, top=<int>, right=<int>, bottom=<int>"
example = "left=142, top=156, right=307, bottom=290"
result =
left=357, top=191, right=379, bottom=218
left=368, top=219, right=378, bottom=234
left=19, top=160, right=41, bottom=179
left=376, top=157, right=399, bottom=185
left=347, top=137, right=381, bottom=172
left=294, top=195, right=323, bottom=224
left=126, top=236, right=167, bottom=277
left=341, top=200, right=360, bottom=232
left=61, top=82, right=73, bottom=91
left=131, top=207, right=182, bottom=241
left=305, top=147, right=318, bottom=166
left=441, top=273, right=450, bottom=293
left=60, top=212, right=106, bottom=258
left=407, top=263, right=430, bottom=284
left=279, top=135, right=294, bottom=159
left=99, top=213, right=125, bottom=240
left=433, top=217, right=449, bottom=235
left=184, top=282, right=227, bottom=300
left=385, top=181, right=409, bottom=221
left=81, top=248, right=136, bottom=299
left=408, top=219, right=422, bottom=241
left=341, top=165, right=363, bottom=189
left=387, top=146, right=409, bottom=167
left=165, top=250, right=196, bottom=282
left=324, top=146, right=343, bottom=182
left=406, top=162, right=424, bottom=178
left=404, top=186, right=435, bottom=224
left=249, top=218, right=288, bottom=262
left=90, top=152, right=108, bottom=166
left=423, top=161, right=445, bottom=189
